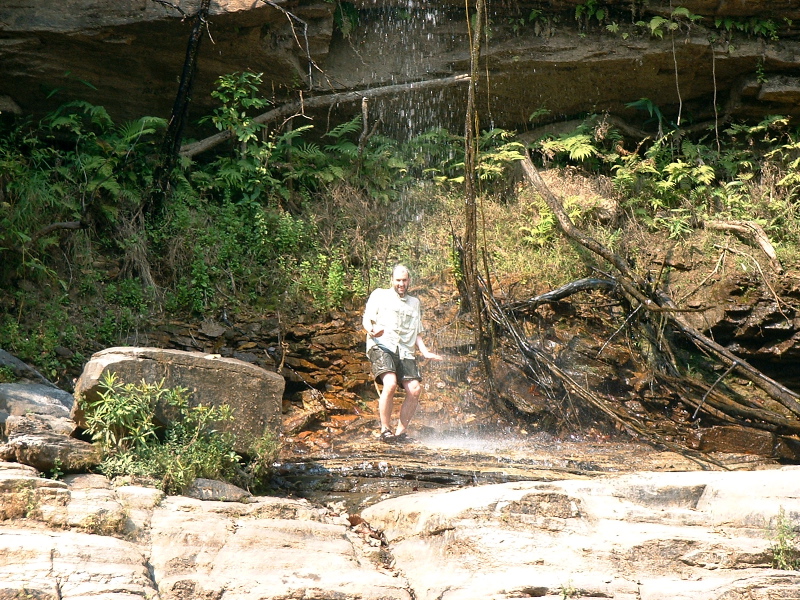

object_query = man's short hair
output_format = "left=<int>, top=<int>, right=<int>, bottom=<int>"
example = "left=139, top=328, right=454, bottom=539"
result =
left=392, top=264, right=410, bottom=279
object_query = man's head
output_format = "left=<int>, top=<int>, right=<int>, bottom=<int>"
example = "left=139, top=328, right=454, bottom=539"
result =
left=391, top=264, right=410, bottom=297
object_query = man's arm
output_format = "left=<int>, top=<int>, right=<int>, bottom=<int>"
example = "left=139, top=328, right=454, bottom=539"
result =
left=362, top=290, right=384, bottom=338
left=416, top=335, right=443, bottom=361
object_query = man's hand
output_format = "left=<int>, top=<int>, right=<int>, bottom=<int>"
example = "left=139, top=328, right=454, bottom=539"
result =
left=369, top=327, right=385, bottom=338
left=421, top=349, right=444, bottom=361
left=416, top=336, right=442, bottom=361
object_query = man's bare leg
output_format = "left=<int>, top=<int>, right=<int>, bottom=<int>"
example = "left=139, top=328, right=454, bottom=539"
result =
left=378, top=372, right=398, bottom=433
left=395, top=379, right=421, bottom=436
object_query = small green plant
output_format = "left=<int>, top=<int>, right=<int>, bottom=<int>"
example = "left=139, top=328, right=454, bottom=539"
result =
left=48, top=458, right=64, bottom=481
left=529, top=106, right=551, bottom=123
left=82, top=372, right=243, bottom=494
left=636, top=6, right=700, bottom=39
left=755, top=59, right=768, bottom=84
left=0, top=365, right=16, bottom=383
left=22, top=481, right=40, bottom=519
left=299, top=253, right=351, bottom=311
left=715, top=16, right=779, bottom=41
left=508, top=9, right=543, bottom=35
left=770, top=507, right=800, bottom=570
left=200, top=71, right=270, bottom=145
left=559, top=580, right=580, bottom=599
left=244, top=431, right=280, bottom=483
left=605, top=22, right=629, bottom=39
left=575, top=0, right=606, bottom=30
left=333, top=1, right=359, bottom=38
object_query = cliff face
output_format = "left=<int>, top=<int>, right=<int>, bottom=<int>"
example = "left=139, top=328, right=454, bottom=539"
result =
left=1, top=0, right=799, bottom=134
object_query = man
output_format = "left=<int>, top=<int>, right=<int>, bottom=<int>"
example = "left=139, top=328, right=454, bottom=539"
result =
left=362, top=264, right=443, bottom=442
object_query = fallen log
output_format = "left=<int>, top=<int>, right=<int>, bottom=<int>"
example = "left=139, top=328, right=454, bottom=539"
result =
left=503, top=277, right=616, bottom=314
left=179, top=74, right=471, bottom=158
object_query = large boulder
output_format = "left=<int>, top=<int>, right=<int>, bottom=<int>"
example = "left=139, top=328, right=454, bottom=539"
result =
left=72, top=347, right=284, bottom=454
left=0, top=415, right=101, bottom=473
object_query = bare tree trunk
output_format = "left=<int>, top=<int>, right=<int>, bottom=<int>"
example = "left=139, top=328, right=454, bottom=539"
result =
left=462, top=0, right=492, bottom=373
left=149, top=0, right=211, bottom=215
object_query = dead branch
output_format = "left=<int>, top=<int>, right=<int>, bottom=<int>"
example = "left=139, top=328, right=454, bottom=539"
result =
left=503, top=277, right=616, bottom=314
left=657, top=293, right=800, bottom=418
left=704, top=219, right=781, bottom=272
left=179, top=74, right=470, bottom=158
left=26, top=221, right=84, bottom=247
left=258, top=0, right=322, bottom=87
left=480, top=272, right=726, bottom=470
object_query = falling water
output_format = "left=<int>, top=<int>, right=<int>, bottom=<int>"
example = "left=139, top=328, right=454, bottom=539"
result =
left=322, top=0, right=468, bottom=140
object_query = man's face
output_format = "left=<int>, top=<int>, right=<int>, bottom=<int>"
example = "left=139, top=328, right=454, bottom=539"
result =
left=392, top=270, right=410, bottom=297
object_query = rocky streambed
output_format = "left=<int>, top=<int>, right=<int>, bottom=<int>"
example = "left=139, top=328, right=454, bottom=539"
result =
left=2, top=455, right=799, bottom=600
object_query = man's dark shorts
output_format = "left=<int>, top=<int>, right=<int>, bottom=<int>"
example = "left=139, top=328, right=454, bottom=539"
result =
left=368, top=346, right=421, bottom=383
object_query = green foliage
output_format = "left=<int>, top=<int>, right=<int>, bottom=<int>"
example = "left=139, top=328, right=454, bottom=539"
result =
left=82, top=372, right=242, bottom=494
left=770, top=507, right=800, bottom=570
left=47, top=458, right=64, bottom=481
left=244, top=431, right=281, bottom=483
left=0, top=293, right=83, bottom=383
left=83, top=372, right=163, bottom=453
left=533, top=111, right=800, bottom=245
left=635, top=7, right=700, bottom=39
left=200, top=72, right=270, bottom=144
left=334, top=2, right=359, bottom=38
left=714, top=16, right=779, bottom=40
left=537, top=118, right=622, bottom=169
left=5, top=67, right=800, bottom=384
left=575, top=0, right=606, bottom=30
left=508, top=8, right=543, bottom=35
left=298, top=253, right=361, bottom=312
left=0, top=101, right=165, bottom=282
left=0, top=365, right=17, bottom=383
left=418, top=128, right=525, bottom=190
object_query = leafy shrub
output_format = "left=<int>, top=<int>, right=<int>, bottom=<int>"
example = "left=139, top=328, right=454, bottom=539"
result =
left=770, top=507, right=800, bottom=570
left=82, top=372, right=241, bottom=494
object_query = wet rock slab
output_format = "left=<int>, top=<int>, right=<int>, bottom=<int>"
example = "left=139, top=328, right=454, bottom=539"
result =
left=273, top=422, right=773, bottom=512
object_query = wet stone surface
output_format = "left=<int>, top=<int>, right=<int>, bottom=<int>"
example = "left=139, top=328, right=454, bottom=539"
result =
left=274, top=415, right=776, bottom=513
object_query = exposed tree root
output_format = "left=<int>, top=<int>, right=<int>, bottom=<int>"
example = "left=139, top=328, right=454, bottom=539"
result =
left=479, top=272, right=728, bottom=470
left=473, top=154, right=800, bottom=464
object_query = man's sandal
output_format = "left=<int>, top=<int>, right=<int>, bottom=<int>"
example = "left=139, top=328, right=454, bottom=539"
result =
left=393, top=432, right=410, bottom=443
left=379, top=429, right=396, bottom=443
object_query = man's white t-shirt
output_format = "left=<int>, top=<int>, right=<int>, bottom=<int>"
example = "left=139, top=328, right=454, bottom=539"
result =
left=363, top=287, right=424, bottom=360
